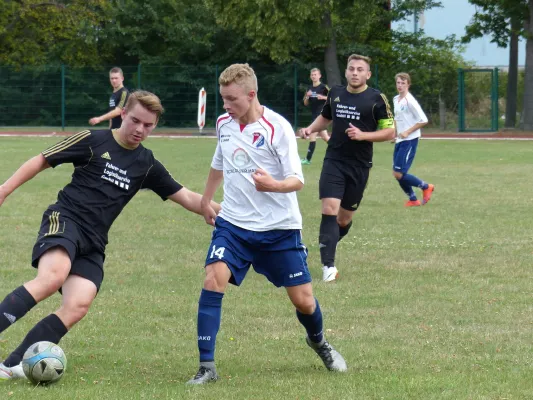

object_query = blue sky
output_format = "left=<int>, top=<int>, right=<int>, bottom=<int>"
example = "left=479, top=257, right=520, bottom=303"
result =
left=392, top=0, right=526, bottom=66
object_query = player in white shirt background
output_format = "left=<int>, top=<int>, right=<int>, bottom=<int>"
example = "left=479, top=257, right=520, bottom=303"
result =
left=187, top=63, right=347, bottom=385
left=393, top=72, right=435, bottom=207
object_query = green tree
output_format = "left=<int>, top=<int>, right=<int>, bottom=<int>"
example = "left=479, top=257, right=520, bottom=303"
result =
left=0, top=0, right=110, bottom=66
left=462, top=0, right=528, bottom=129
left=373, top=31, right=467, bottom=127
left=204, top=0, right=441, bottom=86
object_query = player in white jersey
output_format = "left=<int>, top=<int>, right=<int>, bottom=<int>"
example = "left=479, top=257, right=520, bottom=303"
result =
left=187, top=63, right=347, bottom=385
left=392, top=72, right=434, bottom=207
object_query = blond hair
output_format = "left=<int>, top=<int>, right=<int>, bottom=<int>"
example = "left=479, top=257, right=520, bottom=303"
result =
left=310, top=68, right=321, bottom=74
left=219, top=63, right=258, bottom=92
left=109, top=67, right=124, bottom=76
left=395, top=72, right=411, bottom=85
left=125, top=90, right=165, bottom=120
left=347, top=54, right=372, bottom=69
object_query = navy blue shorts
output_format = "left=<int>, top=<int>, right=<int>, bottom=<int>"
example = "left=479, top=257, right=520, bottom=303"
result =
left=393, top=138, right=419, bottom=174
left=205, top=218, right=311, bottom=288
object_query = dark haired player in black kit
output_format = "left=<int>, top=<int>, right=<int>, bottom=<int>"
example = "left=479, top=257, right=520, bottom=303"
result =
left=300, top=54, right=395, bottom=282
left=89, top=67, right=129, bottom=129
left=301, top=68, right=329, bottom=165
left=0, top=91, right=220, bottom=380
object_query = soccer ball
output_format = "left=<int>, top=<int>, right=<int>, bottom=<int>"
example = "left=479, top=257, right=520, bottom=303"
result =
left=22, top=341, right=67, bottom=385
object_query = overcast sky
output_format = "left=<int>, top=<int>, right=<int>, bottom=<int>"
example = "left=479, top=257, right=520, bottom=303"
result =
left=392, top=0, right=526, bottom=67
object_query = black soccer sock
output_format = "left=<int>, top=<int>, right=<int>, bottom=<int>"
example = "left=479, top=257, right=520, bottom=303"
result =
left=306, top=141, right=317, bottom=161
left=4, top=314, right=68, bottom=367
left=319, top=214, right=340, bottom=267
left=0, top=286, right=37, bottom=334
left=338, top=221, right=353, bottom=242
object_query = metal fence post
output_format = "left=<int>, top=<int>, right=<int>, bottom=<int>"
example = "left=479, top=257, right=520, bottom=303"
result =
left=215, top=64, right=219, bottom=124
left=61, top=64, right=66, bottom=131
left=294, top=63, right=298, bottom=129
left=492, top=68, right=499, bottom=131
left=458, top=68, right=464, bottom=132
left=137, top=63, right=142, bottom=89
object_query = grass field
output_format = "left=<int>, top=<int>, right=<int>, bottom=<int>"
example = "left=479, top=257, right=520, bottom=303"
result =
left=1, top=137, right=532, bottom=399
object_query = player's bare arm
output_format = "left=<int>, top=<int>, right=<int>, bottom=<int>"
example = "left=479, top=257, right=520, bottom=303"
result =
left=167, top=188, right=220, bottom=225
left=399, top=121, right=428, bottom=139
left=0, top=154, right=50, bottom=206
left=252, top=168, right=303, bottom=193
left=346, top=122, right=395, bottom=142
left=300, top=115, right=331, bottom=138
left=200, top=168, right=224, bottom=225
left=89, top=107, right=122, bottom=126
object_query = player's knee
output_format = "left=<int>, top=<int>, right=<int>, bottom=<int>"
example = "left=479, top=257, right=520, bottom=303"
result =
left=203, top=264, right=230, bottom=293
left=337, top=215, right=352, bottom=227
left=34, top=271, right=67, bottom=295
left=321, top=204, right=338, bottom=215
left=294, top=296, right=316, bottom=314
left=58, top=301, right=90, bottom=327
left=393, top=171, right=403, bottom=180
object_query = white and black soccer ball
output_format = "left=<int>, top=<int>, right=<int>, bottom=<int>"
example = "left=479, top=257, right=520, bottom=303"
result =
left=22, top=341, right=67, bottom=385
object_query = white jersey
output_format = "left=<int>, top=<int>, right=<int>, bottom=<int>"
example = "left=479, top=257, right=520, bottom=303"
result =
left=212, top=107, right=304, bottom=231
left=393, top=92, right=428, bottom=143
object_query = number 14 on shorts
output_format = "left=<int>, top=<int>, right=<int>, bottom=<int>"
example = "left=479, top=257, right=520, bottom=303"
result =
left=210, top=245, right=226, bottom=260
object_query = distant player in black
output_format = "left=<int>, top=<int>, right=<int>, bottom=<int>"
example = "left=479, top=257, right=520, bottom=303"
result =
left=300, top=54, right=395, bottom=282
left=301, top=68, right=330, bottom=165
left=89, top=67, right=129, bottom=129
left=0, top=91, right=220, bottom=380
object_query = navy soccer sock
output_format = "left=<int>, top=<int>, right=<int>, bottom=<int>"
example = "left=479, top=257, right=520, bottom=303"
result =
left=397, top=179, right=417, bottom=201
left=296, top=298, right=324, bottom=344
left=306, top=141, right=317, bottom=161
left=338, top=221, right=352, bottom=242
left=319, top=215, right=339, bottom=267
left=0, top=286, right=37, bottom=334
left=4, top=314, right=68, bottom=367
left=401, top=174, right=428, bottom=190
left=197, top=289, right=224, bottom=362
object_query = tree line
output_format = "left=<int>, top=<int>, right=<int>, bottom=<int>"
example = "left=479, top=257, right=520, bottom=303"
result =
left=1, top=0, right=531, bottom=130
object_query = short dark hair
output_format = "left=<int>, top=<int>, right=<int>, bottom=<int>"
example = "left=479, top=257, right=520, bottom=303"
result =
left=347, top=54, right=371, bottom=69
left=109, top=67, right=124, bottom=76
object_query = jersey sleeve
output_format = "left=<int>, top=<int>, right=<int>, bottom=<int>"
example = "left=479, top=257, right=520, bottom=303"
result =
left=408, top=94, right=428, bottom=123
left=211, top=121, right=224, bottom=170
left=41, top=130, right=93, bottom=168
left=117, top=89, right=129, bottom=109
left=374, top=93, right=395, bottom=130
left=321, top=88, right=333, bottom=120
left=272, top=121, right=304, bottom=184
left=141, top=159, right=183, bottom=200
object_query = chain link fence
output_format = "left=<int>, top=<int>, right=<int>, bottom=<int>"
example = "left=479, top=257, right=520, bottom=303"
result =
left=0, top=63, right=517, bottom=132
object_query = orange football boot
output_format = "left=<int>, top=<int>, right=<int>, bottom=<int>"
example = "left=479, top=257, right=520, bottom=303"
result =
left=422, top=184, right=435, bottom=205
left=405, top=200, right=421, bottom=207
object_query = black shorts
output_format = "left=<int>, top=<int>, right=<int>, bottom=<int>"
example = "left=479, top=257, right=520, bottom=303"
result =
left=32, top=209, right=105, bottom=291
left=319, top=159, right=370, bottom=211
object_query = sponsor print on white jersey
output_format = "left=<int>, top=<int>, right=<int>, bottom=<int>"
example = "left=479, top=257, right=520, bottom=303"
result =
left=212, top=107, right=304, bottom=231
left=393, top=92, right=428, bottom=143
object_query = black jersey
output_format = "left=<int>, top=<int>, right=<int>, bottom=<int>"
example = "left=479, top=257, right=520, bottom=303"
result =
left=41, top=129, right=182, bottom=245
left=109, top=87, right=129, bottom=129
left=321, top=85, right=393, bottom=167
left=306, top=82, right=329, bottom=118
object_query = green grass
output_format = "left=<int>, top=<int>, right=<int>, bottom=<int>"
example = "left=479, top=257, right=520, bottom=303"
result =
left=1, top=137, right=533, bottom=399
